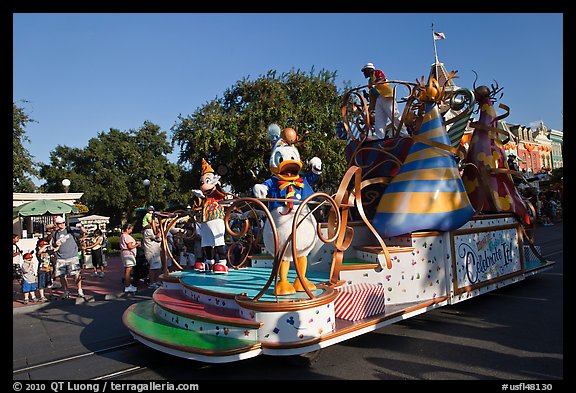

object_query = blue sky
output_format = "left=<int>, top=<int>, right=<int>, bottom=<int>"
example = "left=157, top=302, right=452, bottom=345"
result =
left=13, top=13, right=563, bottom=185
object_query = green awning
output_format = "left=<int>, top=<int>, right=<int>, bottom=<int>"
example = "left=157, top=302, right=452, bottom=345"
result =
left=13, top=199, right=79, bottom=217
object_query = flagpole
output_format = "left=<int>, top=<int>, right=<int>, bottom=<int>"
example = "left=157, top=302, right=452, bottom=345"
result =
left=432, top=23, right=439, bottom=64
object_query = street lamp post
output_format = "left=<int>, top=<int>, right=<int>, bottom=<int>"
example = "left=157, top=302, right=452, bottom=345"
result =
left=62, top=178, right=71, bottom=193
left=61, top=178, right=71, bottom=226
left=143, top=179, right=150, bottom=205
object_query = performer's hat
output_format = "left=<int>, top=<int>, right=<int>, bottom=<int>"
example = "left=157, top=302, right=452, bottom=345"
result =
left=201, top=158, right=214, bottom=175
left=361, top=63, right=375, bottom=71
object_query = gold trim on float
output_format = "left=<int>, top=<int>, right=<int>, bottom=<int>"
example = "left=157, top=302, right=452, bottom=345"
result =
left=354, top=245, right=415, bottom=254
left=470, top=212, right=516, bottom=220
left=235, top=284, right=338, bottom=312
left=159, top=273, right=184, bottom=283
left=260, top=296, right=450, bottom=350
left=410, top=231, right=442, bottom=237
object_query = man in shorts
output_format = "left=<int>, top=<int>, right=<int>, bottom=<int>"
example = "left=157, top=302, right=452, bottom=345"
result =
left=52, top=216, right=84, bottom=299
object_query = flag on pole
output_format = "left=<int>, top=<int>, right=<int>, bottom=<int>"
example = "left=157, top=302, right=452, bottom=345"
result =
left=433, top=31, right=446, bottom=40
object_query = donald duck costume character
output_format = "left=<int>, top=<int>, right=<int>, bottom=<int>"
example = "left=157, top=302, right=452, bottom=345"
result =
left=253, top=124, right=323, bottom=295
left=191, top=159, right=229, bottom=274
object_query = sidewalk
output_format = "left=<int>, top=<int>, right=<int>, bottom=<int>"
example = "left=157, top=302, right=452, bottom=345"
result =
left=12, top=255, right=149, bottom=314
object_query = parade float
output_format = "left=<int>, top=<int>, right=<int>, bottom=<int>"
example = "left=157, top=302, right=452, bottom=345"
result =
left=122, top=68, right=554, bottom=365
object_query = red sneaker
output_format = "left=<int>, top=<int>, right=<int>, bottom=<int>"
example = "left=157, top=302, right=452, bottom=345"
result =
left=193, top=262, right=206, bottom=272
left=212, top=263, right=228, bottom=274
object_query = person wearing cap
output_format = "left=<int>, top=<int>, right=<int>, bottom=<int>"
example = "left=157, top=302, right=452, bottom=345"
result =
left=20, top=252, right=38, bottom=304
left=142, top=205, right=158, bottom=234
left=35, top=238, right=53, bottom=301
left=361, top=62, right=408, bottom=140
left=52, top=216, right=84, bottom=299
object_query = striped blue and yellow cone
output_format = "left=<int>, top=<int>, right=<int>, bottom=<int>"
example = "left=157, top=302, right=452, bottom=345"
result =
left=372, top=102, right=475, bottom=238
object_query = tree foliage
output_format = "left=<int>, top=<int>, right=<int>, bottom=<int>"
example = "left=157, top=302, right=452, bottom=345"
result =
left=39, top=122, right=191, bottom=226
left=172, top=68, right=348, bottom=195
left=19, top=68, right=354, bottom=226
left=13, top=102, right=39, bottom=192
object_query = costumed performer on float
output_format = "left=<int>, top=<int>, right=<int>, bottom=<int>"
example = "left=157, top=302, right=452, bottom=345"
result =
left=253, top=124, right=323, bottom=295
left=191, top=158, right=230, bottom=274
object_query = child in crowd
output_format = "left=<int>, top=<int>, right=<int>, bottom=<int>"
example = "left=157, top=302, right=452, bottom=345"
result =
left=142, top=206, right=158, bottom=234
left=36, top=239, right=53, bottom=302
left=21, top=252, right=38, bottom=304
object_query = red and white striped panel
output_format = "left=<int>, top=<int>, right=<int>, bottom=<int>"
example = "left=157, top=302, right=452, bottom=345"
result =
left=334, top=283, right=386, bottom=321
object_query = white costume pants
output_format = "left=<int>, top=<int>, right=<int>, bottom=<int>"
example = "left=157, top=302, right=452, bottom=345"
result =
left=200, top=219, right=226, bottom=247
left=374, top=96, right=408, bottom=139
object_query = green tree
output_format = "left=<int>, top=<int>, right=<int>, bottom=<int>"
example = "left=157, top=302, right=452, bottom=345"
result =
left=13, top=101, right=39, bottom=192
left=39, top=122, right=191, bottom=226
left=172, top=68, right=348, bottom=195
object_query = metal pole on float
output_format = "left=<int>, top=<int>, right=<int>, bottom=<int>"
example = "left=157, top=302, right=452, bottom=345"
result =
left=432, top=23, right=439, bottom=64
